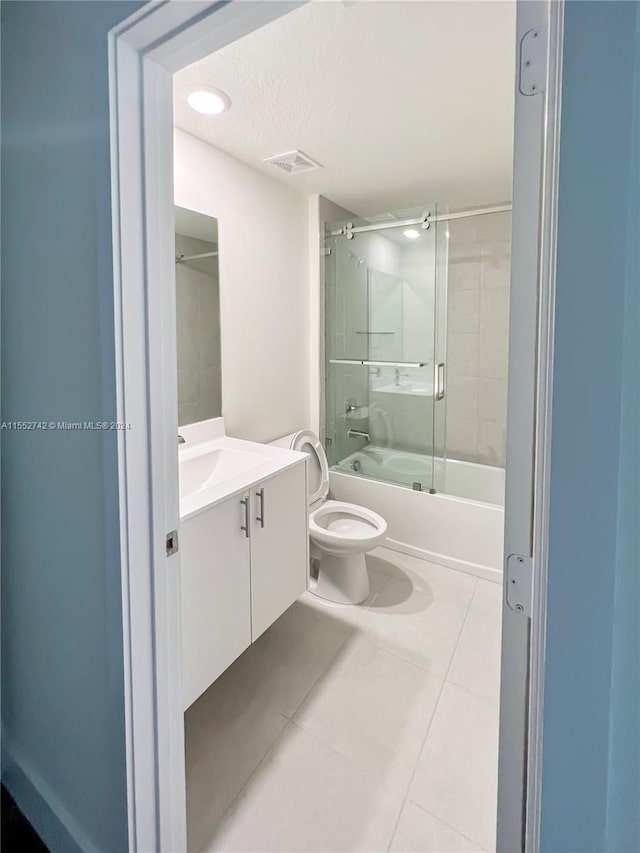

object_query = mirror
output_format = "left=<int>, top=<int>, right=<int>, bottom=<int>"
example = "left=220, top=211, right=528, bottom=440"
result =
left=174, top=206, right=222, bottom=426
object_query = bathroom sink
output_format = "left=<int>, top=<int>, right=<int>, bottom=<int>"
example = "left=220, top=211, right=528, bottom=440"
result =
left=180, top=447, right=269, bottom=500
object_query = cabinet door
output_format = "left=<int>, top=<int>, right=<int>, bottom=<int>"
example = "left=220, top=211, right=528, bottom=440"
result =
left=250, top=462, right=308, bottom=640
left=181, top=494, right=251, bottom=709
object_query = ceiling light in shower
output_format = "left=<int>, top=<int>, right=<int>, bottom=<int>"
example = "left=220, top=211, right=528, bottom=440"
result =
left=403, top=228, right=420, bottom=240
left=187, top=87, right=231, bottom=115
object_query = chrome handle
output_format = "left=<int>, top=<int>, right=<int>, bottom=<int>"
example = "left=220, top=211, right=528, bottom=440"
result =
left=256, top=488, right=265, bottom=528
left=435, top=362, right=445, bottom=401
left=240, top=496, right=250, bottom=538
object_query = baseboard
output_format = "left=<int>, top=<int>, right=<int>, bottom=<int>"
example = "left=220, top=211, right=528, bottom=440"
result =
left=1, top=732, right=96, bottom=853
left=383, top=536, right=503, bottom=584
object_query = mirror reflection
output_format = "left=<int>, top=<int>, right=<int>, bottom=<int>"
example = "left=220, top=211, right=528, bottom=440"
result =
left=174, top=206, right=222, bottom=425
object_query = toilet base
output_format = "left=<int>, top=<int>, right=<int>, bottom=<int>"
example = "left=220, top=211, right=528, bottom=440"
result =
left=310, top=551, right=370, bottom=605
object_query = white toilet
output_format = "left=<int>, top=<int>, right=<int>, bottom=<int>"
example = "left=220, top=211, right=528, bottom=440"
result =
left=276, top=430, right=387, bottom=605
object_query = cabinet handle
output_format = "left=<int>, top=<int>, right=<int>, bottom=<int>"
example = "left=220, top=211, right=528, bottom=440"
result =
left=256, top=488, right=265, bottom=528
left=240, top=496, right=250, bottom=538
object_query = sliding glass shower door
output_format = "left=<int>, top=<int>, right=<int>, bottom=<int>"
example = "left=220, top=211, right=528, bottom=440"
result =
left=324, top=207, right=445, bottom=493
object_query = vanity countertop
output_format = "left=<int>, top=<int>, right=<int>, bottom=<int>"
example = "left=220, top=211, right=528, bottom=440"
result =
left=179, top=419, right=306, bottom=521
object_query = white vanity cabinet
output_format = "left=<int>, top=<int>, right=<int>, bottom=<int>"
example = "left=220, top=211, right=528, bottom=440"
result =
left=181, top=458, right=308, bottom=710
left=250, top=463, right=308, bottom=640
left=181, top=495, right=252, bottom=711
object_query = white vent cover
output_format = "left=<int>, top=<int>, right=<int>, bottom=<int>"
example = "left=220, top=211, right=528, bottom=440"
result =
left=263, top=150, right=322, bottom=174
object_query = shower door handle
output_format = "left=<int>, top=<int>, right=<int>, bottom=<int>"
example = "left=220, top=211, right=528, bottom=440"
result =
left=435, top=363, right=446, bottom=401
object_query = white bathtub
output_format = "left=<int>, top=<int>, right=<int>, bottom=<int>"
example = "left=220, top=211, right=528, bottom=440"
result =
left=330, top=446, right=505, bottom=582
left=334, top=446, right=505, bottom=505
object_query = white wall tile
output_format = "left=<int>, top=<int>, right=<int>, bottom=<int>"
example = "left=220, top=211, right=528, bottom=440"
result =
left=448, top=290, right=480, bottom=335
left=477, top=421, right=506, bottom=467
left=448, top=333, right=479, bottom=378
left=446, top=377, right=479, bottom=421
left=445, top=417, right=478, bottom=462
left=445, top=215, right=510, bottom=474
left=479, top=288, right=509, bottom=335
left=448, top=259, right=480, bottom=291
left=478, top=378, right=507, bottom=425
left=478, top=334, right=508, bottom=379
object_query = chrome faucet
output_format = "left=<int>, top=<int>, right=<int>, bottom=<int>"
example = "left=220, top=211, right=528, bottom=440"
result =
left=348, top=428, right=370, bottom=442
left=395, top=368, right=410, bottom=386
left=178, top=434, right=186, bottom=444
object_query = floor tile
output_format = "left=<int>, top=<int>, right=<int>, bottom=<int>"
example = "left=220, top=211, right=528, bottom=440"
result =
left=185, top=674, right=288, bottom=850
left=206, top=723, right=405, bottom=852
left=352, top=551, right=477, bottom=675
left=447, top=580, right=503, bottom=702
left=390, top=801, right=486, bottom=852
left=294, top=639, right=442, bottom=791
left=408, top=682, right=499, bottom=851
left=216, top=598, right=352, bottom=719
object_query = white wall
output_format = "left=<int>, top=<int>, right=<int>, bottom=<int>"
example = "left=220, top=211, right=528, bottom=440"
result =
left=174, top=129, right=310, bottom=443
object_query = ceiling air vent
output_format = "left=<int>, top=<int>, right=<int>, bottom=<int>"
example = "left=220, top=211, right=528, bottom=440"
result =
left=263, top=150, right=322, bottom=174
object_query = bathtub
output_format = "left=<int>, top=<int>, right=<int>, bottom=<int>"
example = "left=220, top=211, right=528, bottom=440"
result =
left=330, top=446, right=505, bottom=582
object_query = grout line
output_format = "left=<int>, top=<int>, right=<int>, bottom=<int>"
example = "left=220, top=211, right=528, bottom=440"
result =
left=406, top=802, right=492, bottom=852
left=282, top=609, right=354, bottom=722
left=200, top=716, right=292, bottom=851
left=386, top=576, right=479, bottom=853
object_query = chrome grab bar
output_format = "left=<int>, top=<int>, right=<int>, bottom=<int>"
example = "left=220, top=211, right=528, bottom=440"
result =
left=329, top=359, right=428, bottom=367
left=348, top=429, right=370, bottom=442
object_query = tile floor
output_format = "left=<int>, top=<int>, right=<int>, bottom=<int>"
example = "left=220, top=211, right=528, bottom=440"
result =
left=185, top=547, right=502, bottom=853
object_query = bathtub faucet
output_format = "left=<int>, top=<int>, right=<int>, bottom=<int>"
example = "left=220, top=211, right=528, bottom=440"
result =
left=395, top=368, right=410, bottom=386
left=348, top=429, right=370, bottom=442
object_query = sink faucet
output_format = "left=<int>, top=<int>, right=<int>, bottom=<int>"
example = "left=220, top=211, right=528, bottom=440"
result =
left=178, top=434, right=186, bottom=444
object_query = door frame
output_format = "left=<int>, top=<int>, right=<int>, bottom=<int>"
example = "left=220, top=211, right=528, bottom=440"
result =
left=108, top=2, right=563, bottom=850
left=497, top=2, right=563, bottom=851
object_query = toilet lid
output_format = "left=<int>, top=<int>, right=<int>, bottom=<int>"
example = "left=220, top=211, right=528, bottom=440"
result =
left=290, top=430, right=329, bottom=506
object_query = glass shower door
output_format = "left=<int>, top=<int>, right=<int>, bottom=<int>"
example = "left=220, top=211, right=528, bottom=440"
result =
left=324, top=207, right=440, bottom=492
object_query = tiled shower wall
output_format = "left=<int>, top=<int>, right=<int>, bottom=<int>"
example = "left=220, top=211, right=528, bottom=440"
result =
left=445, top=211, right=511, bottom=467
left=175, top=232, right=222, bottom=426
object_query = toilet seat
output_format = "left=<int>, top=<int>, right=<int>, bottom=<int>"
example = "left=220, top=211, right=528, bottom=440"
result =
left=288, top=429, right=329, bottom=506
left=309, top=500, right=387, bottom=552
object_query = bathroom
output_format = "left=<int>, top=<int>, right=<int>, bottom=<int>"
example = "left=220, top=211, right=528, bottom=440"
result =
left=174, top=2, right=513, bottom=850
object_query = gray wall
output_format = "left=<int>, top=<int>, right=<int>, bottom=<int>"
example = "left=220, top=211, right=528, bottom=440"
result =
left=0, top=2, right=142, bottom=850
left=541, top=2, right=640, bottom=850
left=446, top=211, right=511, bottom=467
left=175, top=233, right=222, bottom=426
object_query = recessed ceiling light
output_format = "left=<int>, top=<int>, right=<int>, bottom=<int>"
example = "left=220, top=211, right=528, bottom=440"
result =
left=187, top=87, right=231, bottom=115
left=403, top=228, right=420, bottom=240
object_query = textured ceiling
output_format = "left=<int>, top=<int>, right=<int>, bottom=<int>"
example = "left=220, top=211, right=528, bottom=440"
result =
left=174, top=1, right=516, bottom=216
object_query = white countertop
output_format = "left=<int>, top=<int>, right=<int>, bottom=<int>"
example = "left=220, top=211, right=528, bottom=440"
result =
left=178, top=418, right=307, bottom=521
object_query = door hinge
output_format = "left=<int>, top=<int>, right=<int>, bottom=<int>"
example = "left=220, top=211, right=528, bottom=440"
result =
left=519, top=27, right=546, bottom=96
left=505, top=554, right=533, bottom=616
left=166, top=529, right=179, bottom=556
